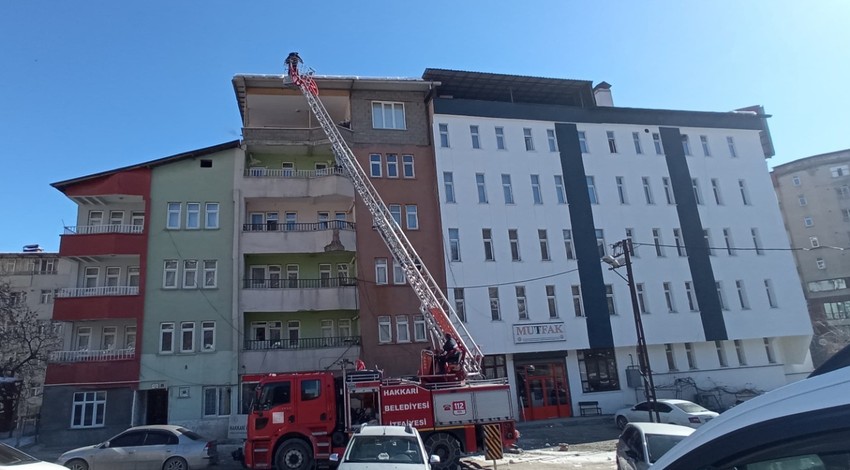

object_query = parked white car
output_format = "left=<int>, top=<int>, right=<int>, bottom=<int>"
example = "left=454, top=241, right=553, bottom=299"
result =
left=615, top=399, right=718, bottom=430
left=330, top=425, right=439, bottom=469
left=616, top=422, right=694, bottom=470
left=0, top=443, right=66, bottom=469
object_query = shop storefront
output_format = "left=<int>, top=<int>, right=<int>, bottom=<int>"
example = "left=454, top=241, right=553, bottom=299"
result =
left=513, top=351, right=572, bottom=421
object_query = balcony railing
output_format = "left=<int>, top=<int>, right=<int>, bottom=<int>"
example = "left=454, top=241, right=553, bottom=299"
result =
left=244, top=336, right=360, bottom=351
left=49, top=348, right=136, bottom=363
left=242, top=277, right=357, bottom=289
left=244, top=167, right=346, bottom=179
left=63, top=224, right=144, bottom=235
left=57, top=286, right=140, bottom=298
left=242, top=221, right=355, bottom=232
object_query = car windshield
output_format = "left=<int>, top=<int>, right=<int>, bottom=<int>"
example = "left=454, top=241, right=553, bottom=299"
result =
left=646, top=433, right=689, bottom=463
left=0, top=443, right=39, bottom=464
left=673, top=402, right=710, bottom=413
left=344, top=436, right=423, bottom=464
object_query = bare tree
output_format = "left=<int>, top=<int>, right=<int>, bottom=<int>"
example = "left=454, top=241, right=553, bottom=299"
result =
left=0, top=280, right=61, bottom=433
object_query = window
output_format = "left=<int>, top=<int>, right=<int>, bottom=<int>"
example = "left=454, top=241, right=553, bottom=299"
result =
left=674, top=228, right=686, bottom=257
left=202, top=321, right=215, bottom=351
left=438, top=123, right=450, bottom=147
left=734, top=340, right=747, bottom=365
left=642, top=177, right=655, bottom=204
left=843, top=209, right=850, bottom=222
left=577, top=349, right=620, bottom=392
left=764, top=338, right=776, bottom=363
left=810, top=236, right=820, bottom=248
left=109, top=210, right=123, bottom=226
left=183, top=202, right=200, bottom=229
left=396, top=315, right=410, bottom=343
left=685, top=343, right=698, bottom=369
left=578, top=131, right=589, bottom=153
left=181, top=322, right=195, bottom=353
left=636, top=283, right=648, bottom=313
left=662, top=177, right=675, bottom=204
left=700, top=135, right=711, bottom=156
left=405, top=205, right=418, bottom=230
left=738, top=179, right=751, bottom=205
left=605, top=284, right=616, bottom=315
left=682, top=135, right=692, bottom=156
left=71, top=391, right=106, bottom=428
left=804, top=217, right=814, bottom=227
left=203, top=260, right=217, bottom=288
left=653, top=228, right=665, bottom=257
left=370, top=154, right=382, bottom=177
left=736, top=280, right=750, bottom=309
left=685, top=281, right=699, bottom=311
left=664, top=282, right=676, bottom=312
left=183, top=260, right=198, bottom=288
left=495, top=126, right=506, bottom=150
left=75, top=326, right=92, bottom=351
left=502, top=174, right=514, bottom=204
left=160, top=323, right=175, bottom=353
left=375, top=258, right=388, bottom=285
left=489, top=287, right=501, bottom=320
left=105, top=267, right=120, bottom=287
left=751, top=228, right=763, bottom=255
left=616, top=176, right=628, bottom=204
left=831, top=165, right=849, bottom=177
left=727, top=136, right=737, bottom=157
left=449, top=228, right=461, bottom=262
left=717, top=282, right=729, bottom=310
left=723, top=228, right=736, bottom=256
left=824, top=301, right=850, bottom=320
left=665, top=344, right=677, bottom=371
left=413, top=315, right=426, bottom=342
left=378, top=316, right=392, bottom=343
left=453, top=288, right=466, bottom=322
left=764, top=279, right=778, bottom=308
left=402, top=155, right=414, bottom=178
left=372, top=101, right=405, bottom=129
left=476, top=173, right=488, bottom=203
left=563, top=229, right=575, bottom=259
left=516, top=286, right=528, bottom=320
left=482, top=355, right=507, bottom=380
left=443, top=172, right=455, bottom=203
left=606, top=131, right=618, bottom=153
left=596, top=229, right=606, bottom=257
left=392, top=259, right=406, bottom=285
left=163, top=260, right=178, bottom=289
left=538, top=229, right=550, bottom=261
left=712, top=340, right=728, bottom=367
left=523, top=128, right=535, bottom=151
left=711, top=179, right=723, bottom=205
left=836, top=186, right=850, bottom=199
left=546, top=285, right=558, bottom=318
left=554, top=175, right=566, bottom=204
left=792, top=175, right=801, bottom=186
left=389, top=204, right=402, bottom=226
left=470, top=125, right=481, bottom=149
left=204, top=203, right=219, bottom=229
left=817, top=257, right=826, bottom=270
left=652, top=132, right=663, bottom=154
left=632, top=132, right=643, bottom=154
left=572, top=285, right=583, bottom=317
left=531, top=175, right=543, bottom=204
left=547, top=129, right=558, bottom=152
left=167, top=203, right=181, bottom=229
left=40, top=289, right=55, bottom=304
left=509, top=229, right=521, bottom=261
left=587, top=176, right=599, bottom=204
left=386, top=154, right=398, bottom=178
left=692, top=178, right=703, bottom=205
left=704, top=229, right=715, bottom=256
left=125, top=326, right=137, bottom=349
left=482, top=228, right=495, bottom=261
left=203, top=386, right=232, bottom=417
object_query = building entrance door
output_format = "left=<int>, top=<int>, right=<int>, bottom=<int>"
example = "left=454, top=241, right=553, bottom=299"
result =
left=517, top=363, right=571, bottom=420
left=145, top=389, right=168, bottom=425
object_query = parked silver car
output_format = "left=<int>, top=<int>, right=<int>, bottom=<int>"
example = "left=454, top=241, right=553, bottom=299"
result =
left=616, top=422, right=694, bottom=470
left=57, top=425, right=217, bottom=470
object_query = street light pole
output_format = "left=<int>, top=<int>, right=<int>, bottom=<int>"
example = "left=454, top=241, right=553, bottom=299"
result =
left=613, top=238, right=660, bottom=423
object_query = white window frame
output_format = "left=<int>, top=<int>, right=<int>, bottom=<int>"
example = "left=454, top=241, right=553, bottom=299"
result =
left=685, top=281, right=699, bottom=311
left=443, top=172, right=455, bottom=203
left=375, top=258, right=388, bottom=285
left=682, top=134, right=692, bottom=156
left=183, top=260, right=198, bottom=289
left=664, top=282, right=677, bottom=312
left=531, top=174, right=543, bottom=204
left=711, top=178, right=724, bottom=205
left=700, top=135, right=711, bottom=156
left=523, top=128, right=535, bottom=151
left=502, top=174, right=514, bottom=204
left=378, top=316, right=392, bottom=343
left=167, top=202, right=181, bottom=229
left=454, top=288, right=466, bottom=322
left=632, top=131, right=643, bottom=154
left=509, top=229, right=521, bottom=261
left=476, top=173, right=488, bottom=203
left=546, top=285, right=558, bottom=318
left=160, top=322, right=175, bottom=354
left=736, top=280, right=751, bottom=309
left=547, top=129, right=558, bottom=152
left=186, top=202, right=201, bottom=230
left=163, top=260, right=178, bottom=289
left=538, top=229, right=550, bottom=261
left=716, top=340, right=729, bottom=367
left=101, top=326, right=117, bottom=350
left=685, top=343, right=698, bottom=369
left=662, top=177, right=675, bottom=204
left=449, top=228, right=461, bottom=262
left=71, top=391, right=106, bottom=429
left=516, top=286, right=528, bottom=320
left=606, top=130, right=617, bottom=153
left=105, top=267, right=120, bottom=287
left=764, top=279, right=778, bottom=308
left=405, top=204, right=419, bottom=230
left=389, top=204, right=402, bottom=227
left=642, top=176, right=655, bottom=204
left=578, top=131, right=589, bottom=153
left=727, top=136, right=738, bottom=157
left=203, top=386, right=232, bottom=417
left=605, top=284, right=616, bottom=315
left=489, top=287, right=501, bottom=321
left=653, top=132, right=663, bottom=154
left=181, top=321, right=195, bottom=353
left=554, top=175, right=566, bottom=204
left=572, top=285, right=583, bottom=317
left=482, top=228, right=495, bottom=261
left=470, top=125, right=481, bottom=149
left=84, top=266, right=99, bottom=288
left=396, top=315, right=410, bottom=343
left=563, top=229, right=575, bottom=259
left=205, top=203, right=220, bottom=229
left=402, top=155, right=414, bottom=178
left=370, top=154, right=382, bottom=177
left=587, top=176, right=599, bottom=204
left=616, top=176, right=628, bottom=204
left=202, top=321, right=215, bottom=352
left=438, top=123, right=450, bottom=148
left=692, top=178, right=703, bottom=205
left=413, top=315, right=426, bottom=342
left=203, top=260, right=217, bottom=288
left=495, top=126, right=506, bottom=150
left=738, top=179, right=751, bottom=205
left=734, top=340, right=747, bottom=366
left=392, top=259, right=406, bottom=285
left=372, top=101, right=405, bottom=130
left=386, top=154, right=399, bottom=178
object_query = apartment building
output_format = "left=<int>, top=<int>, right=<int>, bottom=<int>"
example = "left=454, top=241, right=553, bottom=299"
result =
left=425, top=69, right=813, bottom=419
left=772, top=149, right=850, bottom=367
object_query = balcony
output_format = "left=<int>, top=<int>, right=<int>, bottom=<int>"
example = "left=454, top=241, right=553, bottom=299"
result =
left=242, top=127, right=334, bottom=149
left=49, top=348, right=136, bottom=363
left=240, top=167, right=354, bottom=200
left=54, top=287, right=143, bottom=321
left=241, top=222, right=356, bottom=254
left=240, top=277, right=358, bottom=312
left=58, top=286, right=139, bottom=298
left=241, top=336, right=361, bottom=374
left=59, top=225, right=145, bottom=257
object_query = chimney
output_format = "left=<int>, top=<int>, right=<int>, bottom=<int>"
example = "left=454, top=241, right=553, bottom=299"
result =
left=593, top=82, right=613, bottom=107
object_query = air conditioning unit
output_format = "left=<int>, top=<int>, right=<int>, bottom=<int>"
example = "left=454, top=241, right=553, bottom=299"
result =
left=178, top=387, right=190, bottom=398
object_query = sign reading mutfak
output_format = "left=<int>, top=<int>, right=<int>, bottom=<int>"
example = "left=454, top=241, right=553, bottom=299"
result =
left=513, top=322, right=566, bottom=343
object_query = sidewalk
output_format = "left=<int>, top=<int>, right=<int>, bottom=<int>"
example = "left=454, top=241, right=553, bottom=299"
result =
left=514, top=414, right=619, bottom=450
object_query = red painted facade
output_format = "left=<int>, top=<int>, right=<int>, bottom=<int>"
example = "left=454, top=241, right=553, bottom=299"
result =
left=53, top=295, right=144, bottom=322
left=45, top=358, right=140, bottom=385
left=59, top=232, right=146, bottom=257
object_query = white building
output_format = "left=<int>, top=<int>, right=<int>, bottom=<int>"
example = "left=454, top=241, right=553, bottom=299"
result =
left=424, top=70, right=813, bottom=419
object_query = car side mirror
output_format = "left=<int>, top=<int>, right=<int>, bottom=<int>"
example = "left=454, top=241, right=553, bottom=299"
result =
left=329, top=453, right=339, bottom=462
left=430, top=454, right=441, bottom=464
left=100, top=441, right=110, bottom=449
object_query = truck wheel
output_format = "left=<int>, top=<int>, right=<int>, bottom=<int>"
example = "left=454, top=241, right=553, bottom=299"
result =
left=425, top=433, right=461, bottom=470
left=274, top=440, right=313, bottom=470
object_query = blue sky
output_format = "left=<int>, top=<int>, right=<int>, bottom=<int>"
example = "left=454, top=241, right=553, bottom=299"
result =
left=1, top=1, right=848, bottom=253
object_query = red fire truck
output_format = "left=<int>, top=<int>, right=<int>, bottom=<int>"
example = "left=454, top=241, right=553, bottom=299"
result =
left=237, top=54, right=519, bottom=470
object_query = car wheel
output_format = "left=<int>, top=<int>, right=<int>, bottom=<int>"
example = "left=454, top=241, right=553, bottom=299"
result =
left=616, top=415, right=629, bottom=430
left=274, top=439, right=313, bottom=470
left=162, top=456, right=188, bottom=470
left=425, top=433, right=461, bottom=470
left=64, top=459, right=89, bottom=470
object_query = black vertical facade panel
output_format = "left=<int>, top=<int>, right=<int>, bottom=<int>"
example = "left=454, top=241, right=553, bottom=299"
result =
left=660, top=127, right=728, bottom=341
left=555, top=123, right=614, bottom=349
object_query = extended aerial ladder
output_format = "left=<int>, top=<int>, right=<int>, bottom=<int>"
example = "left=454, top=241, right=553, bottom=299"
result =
left=283, top=52, right=482, bottom=378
